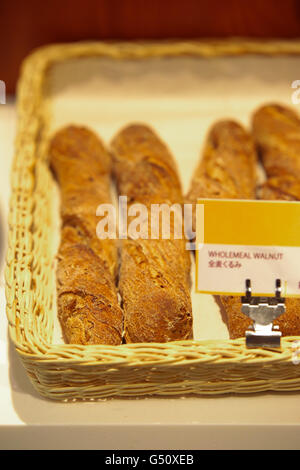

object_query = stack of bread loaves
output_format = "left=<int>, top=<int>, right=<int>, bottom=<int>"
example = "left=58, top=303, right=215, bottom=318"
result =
left=49, top=103, right=300, bottom=345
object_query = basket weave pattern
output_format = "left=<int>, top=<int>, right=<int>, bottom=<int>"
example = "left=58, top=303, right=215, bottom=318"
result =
left=5, top=40, right=300, bottom=400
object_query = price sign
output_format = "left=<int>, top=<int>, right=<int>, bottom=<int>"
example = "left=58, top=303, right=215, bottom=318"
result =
left=195, top=199, right=300, bottom=297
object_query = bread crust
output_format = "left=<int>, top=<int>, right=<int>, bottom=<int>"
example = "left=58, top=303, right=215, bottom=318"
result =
left=251, top=104, right=300, bottom=338
left=111, top=124, right=193, bottom=343
left=186, top=120, right=257, bottom=235
left=186, top=120, right=257, bottom=339
left=252, top=103, right=300, bottom=178
left=50, top=126, right=123, bottom=345
left=224, top=105, right=300, bottom=339
left=258, top=175, right=300, bottom=201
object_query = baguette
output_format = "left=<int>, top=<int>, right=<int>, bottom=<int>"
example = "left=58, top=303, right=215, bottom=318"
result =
left=110, top=124, right=192, bottom=343
left=186, top=120, right=257, bottom=339
left=225, top=105, right=300, bottom=339
left=252, top=104, right=300, bottom=337
left=50, top=126, right=123, bottom=345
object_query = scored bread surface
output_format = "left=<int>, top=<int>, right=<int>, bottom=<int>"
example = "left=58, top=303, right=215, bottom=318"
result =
left=186, top=120, right=257, bottom=236
left=220, top=106, right=300, bottom=338
left=186, top=120, right=258, bottom=339
left=253, top=104, right=300, bottom=337
left=111, top=124, right=193, bottom=343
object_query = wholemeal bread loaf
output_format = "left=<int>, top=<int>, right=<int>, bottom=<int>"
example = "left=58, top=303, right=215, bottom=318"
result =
left=50, top=125, right=123, bottom=345
left=110, top=124, right=193, bottom=343
left=224, top=105, right=300, bottom=338
left=186, top=120, right=258, bottom=339
left=252, top=104, right=300, bottom=337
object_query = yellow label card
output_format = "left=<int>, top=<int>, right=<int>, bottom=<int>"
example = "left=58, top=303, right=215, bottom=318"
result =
left=195, top=199, right=300, bottom=297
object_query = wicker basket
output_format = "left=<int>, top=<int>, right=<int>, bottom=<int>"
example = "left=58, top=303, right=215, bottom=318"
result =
left=6, top=39, right=300, bottom=401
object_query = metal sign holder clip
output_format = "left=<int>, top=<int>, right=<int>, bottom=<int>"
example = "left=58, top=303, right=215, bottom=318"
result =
left=241, top=279, right=285, bottom=348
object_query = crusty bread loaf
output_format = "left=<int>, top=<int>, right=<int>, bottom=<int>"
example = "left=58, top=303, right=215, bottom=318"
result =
left=225, top=105, right=300, bottom=339
left=110, top=124, right=193, bottom=343
left=50, top=126, right=123, bottom=345
left=186, top=120, right=257, bottom=235
left=252, top=104, right=300, bottom=337
left=186, top=120, right=258, bottom=339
